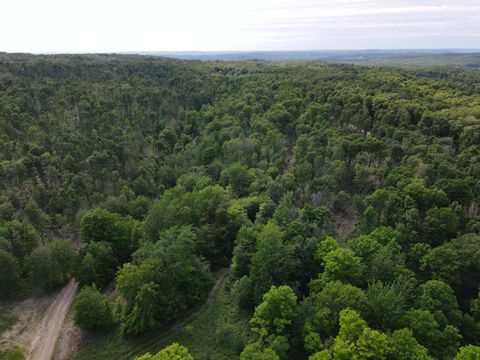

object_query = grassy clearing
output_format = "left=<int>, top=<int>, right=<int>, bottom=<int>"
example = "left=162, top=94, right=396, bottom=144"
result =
left=0, top=311, right=16, bottom=335
left=0, top=346, right=25, bottom=360
left=71, top=271, right=251, bottom=360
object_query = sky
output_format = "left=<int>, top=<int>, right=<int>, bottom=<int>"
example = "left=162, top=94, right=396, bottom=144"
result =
left=1, top=0, right=479, bottom=53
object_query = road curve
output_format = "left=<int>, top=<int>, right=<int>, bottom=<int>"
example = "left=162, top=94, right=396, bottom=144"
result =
left=27, top=279, right=78, bottom=360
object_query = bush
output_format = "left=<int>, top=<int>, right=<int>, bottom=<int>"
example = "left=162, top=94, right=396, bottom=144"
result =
left=73, top=285, right=114, bottom=330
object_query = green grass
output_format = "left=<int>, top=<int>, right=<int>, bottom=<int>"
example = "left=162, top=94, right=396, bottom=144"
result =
left=0, top=347, right=25, bottom=360
left=72, top=272, right=252, bottom=360
left=0, top=311, right=16, bottom=334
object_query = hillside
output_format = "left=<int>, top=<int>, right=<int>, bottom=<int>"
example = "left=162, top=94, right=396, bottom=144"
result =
left=0, top=54, right=480, bottom=359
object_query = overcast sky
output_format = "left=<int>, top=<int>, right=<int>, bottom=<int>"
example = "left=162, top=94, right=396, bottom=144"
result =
left=1, top=0, right=479, bottom=53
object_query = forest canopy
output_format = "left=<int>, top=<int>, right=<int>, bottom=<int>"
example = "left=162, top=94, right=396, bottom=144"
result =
left=1, top=53, right=480, bottom=359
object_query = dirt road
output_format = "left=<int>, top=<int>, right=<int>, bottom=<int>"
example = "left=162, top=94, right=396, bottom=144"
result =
left=27, top=279, right=78, bottom=360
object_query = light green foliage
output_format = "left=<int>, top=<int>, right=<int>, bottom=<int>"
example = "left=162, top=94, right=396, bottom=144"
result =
left=315, top=236, right=338, bottom=266
left=337, top=308, right=367, bottom=343
left=73, top=285, right=114, bottom=330
left=321, top=248, right=363, bottom=286
left=305, top=281, right=367, bottom=350
left=388, top=328, right=432, bottom=360
left=250, top=285, right=297, bottom=338
left=143, top=185, right=239, bottom=267
left=454, top=345, right=480, bottom=359
left=135, top=343, right=193, bottom=360
left=240, top=343, right=280, bottom=360
left=123, top=283, right=161, bottom=334
left=332, top=309, right=388, bottom=360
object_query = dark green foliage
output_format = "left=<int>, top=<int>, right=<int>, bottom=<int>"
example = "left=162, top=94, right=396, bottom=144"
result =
left=80, top=208, right=140, bottom=262
left=76, top=241, right=118, bottom=288
left=249, top=222, right=297, bottom=305
left=365, top=280, right=408, bottom=331
left=26, top=240, right=77, bottom=291
left=0, top=221, right=39, bottom=259
left=304, top=281, right=368, bottom=352
left=0, top=250, right=22, bottom=299
left=116, top=226, right=213, bottom=335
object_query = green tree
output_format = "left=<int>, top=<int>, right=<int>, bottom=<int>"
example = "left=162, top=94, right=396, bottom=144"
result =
left=421, top=246, right=460, bottom=284
left=388, top=328, right=432, bottom=360
left=123, top=283, right=160, bottom=335
left=80, top=208, right=139, bottom=262
left=403, top=309, right=460, bottom=359
left=423, top=207, right=460, bottom=246
left=116, top=226, right=212, bottom=334
left=417, top=280, right=462, bottom=327
left=26, top=246, right=56, bottom=291
left=332, top=308, right=388, bottom=360
left=365, top=280, right=407, bottom=331
left=24, top=202, right=50, bottom=241
left=240, top=343, right=280, bottom=360
left=76, top=241, right=117, bottom=287
left=49, top=240, right=77, bottom=284
left=0, top=250, right=22, bottom=299
left=136, top=343, right=193, bottom=360
left=305, top=281, right=367, bottom=352
left=221, top=162, right=253, bottom=197
left=73, top=285, right=114, bottom=330
left=0, top=220, right=38, bottom=259
left=249, top=222, right=296, bottom=304
left=454, top=345, right=480, bottom=360
left=250, top=285, right=297, bottom=338
left=321, top=248, right=363, bottom=286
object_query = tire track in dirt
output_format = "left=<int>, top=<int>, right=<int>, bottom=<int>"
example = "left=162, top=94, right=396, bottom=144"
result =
left=27, top=279, right=78, bottom=360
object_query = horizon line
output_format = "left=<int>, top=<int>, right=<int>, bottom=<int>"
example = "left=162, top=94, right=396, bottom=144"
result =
left=0, top=48, right=479, bottom=56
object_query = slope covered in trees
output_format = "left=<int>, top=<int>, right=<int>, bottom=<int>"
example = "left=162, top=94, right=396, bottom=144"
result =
left=1, top=53, right=480, bottom=359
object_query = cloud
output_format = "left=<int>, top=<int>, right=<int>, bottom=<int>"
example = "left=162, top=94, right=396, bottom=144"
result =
left=0, top=0, right=479, bottom=52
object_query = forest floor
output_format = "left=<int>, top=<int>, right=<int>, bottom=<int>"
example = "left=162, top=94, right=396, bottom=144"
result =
left=72, top=268, right=251, bottom=360
left=335, top=206, right=357, bottom=240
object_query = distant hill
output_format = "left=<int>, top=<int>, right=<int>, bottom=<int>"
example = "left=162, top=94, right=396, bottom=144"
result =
left=137, top=50, right=480, bottom=67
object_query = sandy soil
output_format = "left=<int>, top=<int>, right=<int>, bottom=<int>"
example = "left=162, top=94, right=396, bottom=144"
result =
left=53, top=309, right=84, bottom=360
left=0, top=291, right=56, bottom=355
left=27, top=279, right=78, bottom=360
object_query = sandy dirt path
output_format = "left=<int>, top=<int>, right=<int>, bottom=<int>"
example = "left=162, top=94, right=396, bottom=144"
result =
left=27, top=279, right=78, bottom=360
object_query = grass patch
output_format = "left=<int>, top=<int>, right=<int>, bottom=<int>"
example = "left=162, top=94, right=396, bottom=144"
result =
left=0, top=346, right=25, bottom=360
left=0, top=311, right=16, bottom=334
left=72, top=272, right=251, bottom=360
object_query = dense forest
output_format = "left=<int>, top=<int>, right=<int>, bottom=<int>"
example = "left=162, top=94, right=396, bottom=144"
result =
left=1, top=53, right=480, bottom=359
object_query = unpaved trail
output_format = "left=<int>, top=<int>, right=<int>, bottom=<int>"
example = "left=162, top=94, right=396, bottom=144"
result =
left=27, top=279, right=78, bottom=360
